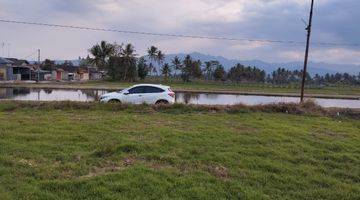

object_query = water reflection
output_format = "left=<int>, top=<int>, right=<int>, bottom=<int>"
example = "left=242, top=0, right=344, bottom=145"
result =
left=0, top=88, right=106, bottom=102
left=176, top=93, right=200, bottom=104
left=0, top=87, right=359, bottom=109
left=44, top=89, right=53, bottom=94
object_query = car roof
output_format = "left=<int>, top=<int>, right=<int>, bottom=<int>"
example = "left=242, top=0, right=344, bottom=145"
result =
left=130, top=84, right=170, bottom=89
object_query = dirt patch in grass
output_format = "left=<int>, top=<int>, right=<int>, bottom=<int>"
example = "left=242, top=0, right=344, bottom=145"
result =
left=312, top=130, right=348, bottom=140
left=207, top=165, right=229, bottom=180
left=18, top=159, right=37, bottom=167
left=79, top=157, right=139, bottom=179
left=80, top=160, right=129, bottom=179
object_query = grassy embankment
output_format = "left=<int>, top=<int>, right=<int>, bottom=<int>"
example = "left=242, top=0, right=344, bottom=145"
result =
left=2, top=80, right=360, bottom=98
left=0, top=101, right=359, bottom=199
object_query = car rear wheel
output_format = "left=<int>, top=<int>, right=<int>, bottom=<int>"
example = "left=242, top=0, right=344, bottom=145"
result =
left=155, top=100, right=169, bottom=105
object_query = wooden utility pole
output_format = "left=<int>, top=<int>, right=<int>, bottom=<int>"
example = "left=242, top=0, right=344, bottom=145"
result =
left=300, top=0, right=314, bottom=102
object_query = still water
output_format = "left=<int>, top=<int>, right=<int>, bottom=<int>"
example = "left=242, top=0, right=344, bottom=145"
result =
left=0, top=87, right=359, bottom=108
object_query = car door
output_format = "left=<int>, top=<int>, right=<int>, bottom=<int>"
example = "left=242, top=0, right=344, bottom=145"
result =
left=124, top=86, right=145, bottom=104
left=143, top=86, right=165, bottom=104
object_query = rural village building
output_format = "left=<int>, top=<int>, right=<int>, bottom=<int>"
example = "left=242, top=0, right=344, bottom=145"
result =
left=0, top=57, right=52, bottom=81
left=1, top=57, right=101, bottom=82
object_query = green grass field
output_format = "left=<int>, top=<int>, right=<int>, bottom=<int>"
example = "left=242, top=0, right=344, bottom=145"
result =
left=3, top=80, right=360, bottom=98
left=0, top=102, right=359, bottom=199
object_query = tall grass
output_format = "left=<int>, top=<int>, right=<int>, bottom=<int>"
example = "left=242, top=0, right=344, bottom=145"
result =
left=0, top=100, right=358, bottom=119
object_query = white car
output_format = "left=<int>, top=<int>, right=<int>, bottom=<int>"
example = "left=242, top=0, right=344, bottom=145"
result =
left=100, top=84, right=175, bottom=104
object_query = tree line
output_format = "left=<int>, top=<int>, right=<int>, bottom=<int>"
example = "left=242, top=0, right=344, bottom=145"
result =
left=42, top=41, right=360, bottom=86
left=85, top=41, right=268, bottom=83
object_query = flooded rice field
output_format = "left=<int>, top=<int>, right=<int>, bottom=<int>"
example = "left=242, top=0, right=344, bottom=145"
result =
left=0, top=87, right=359, bottom=108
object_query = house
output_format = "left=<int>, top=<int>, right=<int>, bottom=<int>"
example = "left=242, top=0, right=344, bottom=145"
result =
left=76, top=67, right=90, bottom=81
left=0, top=57, right=51, bottom=81
left=34, top=68, right=51, bottom=81
left=0, top=57, right=13, bottom=81
left=88, top=67, right=103, bottom=80
left=52, top=65, right=89, bottom=81
left=0, top=57, right=33, bottom=81
left=5, top=58, right=32, bottom=80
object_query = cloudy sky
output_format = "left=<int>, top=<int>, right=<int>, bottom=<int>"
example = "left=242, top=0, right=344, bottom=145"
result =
left=0, top=0, right=360, bottom=65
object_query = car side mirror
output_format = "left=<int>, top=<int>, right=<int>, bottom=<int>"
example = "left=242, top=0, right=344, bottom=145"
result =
left=124, top=92, right=130, bottom=95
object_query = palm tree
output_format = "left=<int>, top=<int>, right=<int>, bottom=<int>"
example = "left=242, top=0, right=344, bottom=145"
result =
left=161, top=63, right=171, bottom=82
left=148, top=63, right=154, bottom=76
left=120, top=43, right=137, bottom=81
left=147, top=46, right=158, bottom=63
left=147, top=46, right=158, bottom=76
left=89, top=41, right=115, bottom=70
left=152, top=67, right=158, bottom=76
left=157, top=50, right=165, bottom=65
left=171, top=56, right=182, bottom=78
left=204, top=61, right=212, bottom=80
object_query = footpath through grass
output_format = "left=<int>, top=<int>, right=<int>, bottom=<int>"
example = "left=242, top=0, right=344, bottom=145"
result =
left=0, top=102, right=359, bottom=199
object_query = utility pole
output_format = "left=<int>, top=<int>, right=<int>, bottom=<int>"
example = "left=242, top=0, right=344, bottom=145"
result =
left=37, top=49, right=41, bottom=82
left=7, top=43, right=10, bottom=57
left=300, top=0, right=315, bottom=102
left=1, top=42, right=4, bottom=57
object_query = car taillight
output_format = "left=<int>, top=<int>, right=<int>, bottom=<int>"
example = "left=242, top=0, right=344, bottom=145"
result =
left=168, top=88, right=175, bottom=98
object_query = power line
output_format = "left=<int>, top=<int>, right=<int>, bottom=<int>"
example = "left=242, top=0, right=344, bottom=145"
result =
left=1, top=19, right=359, bottom=47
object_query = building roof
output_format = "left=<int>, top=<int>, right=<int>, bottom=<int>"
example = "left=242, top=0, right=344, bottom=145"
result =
left=5, top=58, right=29, bottom=66
left=0, top=57, right=13, bottom=65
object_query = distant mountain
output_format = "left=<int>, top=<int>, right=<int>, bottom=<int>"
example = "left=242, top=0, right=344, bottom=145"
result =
left=42, top=52, right=359, bottom=75
left=54, top=60, right=81, bottom=66
left=29, top=59, right=81, bottom=66
left=164, top=52, right=359, bottom=75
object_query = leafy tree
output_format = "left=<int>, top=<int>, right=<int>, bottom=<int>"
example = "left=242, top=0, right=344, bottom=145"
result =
left=137, top=57, right=148, bottom=80
left=213, top=66, right=226, bottom=81
left=107, top=43, right=137, bottom=81
left=41, top=59, right=55, bottom=71
left=180, top=55, right=202, bottom=82
left=181, top=55, right=193, bottom=82
left=192, top=60, right=203, bottom=79
left=228, top=64, right=265, bottom=83
left=79, top=55, right=92, bottom=67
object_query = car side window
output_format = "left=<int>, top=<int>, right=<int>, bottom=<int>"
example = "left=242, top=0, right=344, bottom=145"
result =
left=144, top=86, right=165, bottom=93
left=128, top=86, right=145, bottom=94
